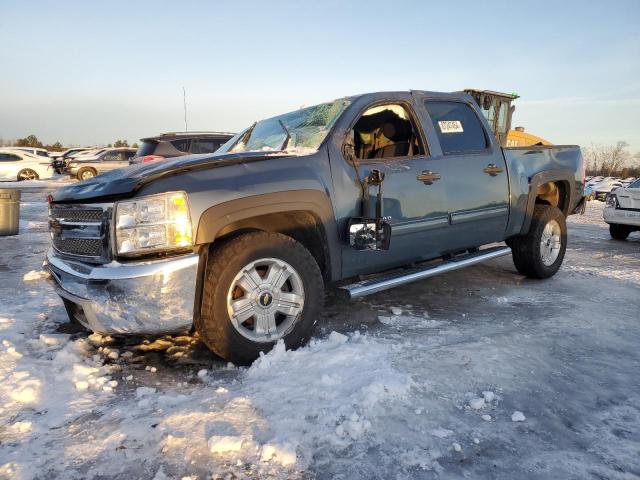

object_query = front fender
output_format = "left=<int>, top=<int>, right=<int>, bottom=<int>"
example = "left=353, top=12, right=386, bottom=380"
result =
left=195, top=190, right=341, bottom=281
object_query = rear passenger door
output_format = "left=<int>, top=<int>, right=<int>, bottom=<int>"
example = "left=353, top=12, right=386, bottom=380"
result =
left=420, top=99, right=510, bottom=249
left=100, top=151, right=128, bottom=172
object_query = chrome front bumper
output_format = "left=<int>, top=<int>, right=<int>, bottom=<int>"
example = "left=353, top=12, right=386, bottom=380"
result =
left=45, top=249, right=199, bottom=335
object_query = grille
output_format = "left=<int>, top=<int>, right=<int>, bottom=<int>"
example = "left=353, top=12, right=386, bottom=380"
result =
left=51, top=208, right=102, bottom=222
left=53, top=237, right=103, bottom=257
left=50, top=204, right=110, bottom=262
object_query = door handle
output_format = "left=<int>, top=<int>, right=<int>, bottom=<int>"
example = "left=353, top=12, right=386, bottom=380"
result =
left=483, top=164, right=504, bottom=176
left=417, top=170, right=441, bottom=185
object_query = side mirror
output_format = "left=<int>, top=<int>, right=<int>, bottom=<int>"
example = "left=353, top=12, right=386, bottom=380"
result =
left=348, top=218, right=391, bottom=251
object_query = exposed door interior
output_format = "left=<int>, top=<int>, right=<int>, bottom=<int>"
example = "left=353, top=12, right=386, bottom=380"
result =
left=352, top=104, right=425, bottom=160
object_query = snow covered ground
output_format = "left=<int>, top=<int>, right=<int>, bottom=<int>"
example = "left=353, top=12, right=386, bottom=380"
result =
left=1, top=194, right=639, bottom=480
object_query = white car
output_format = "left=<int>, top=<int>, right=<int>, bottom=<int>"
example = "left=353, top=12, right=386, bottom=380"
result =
left=591, top=178, right=623, bottom=201
left=0, top=149, right=54, bottom=181
left=604, top=178, right=640, bottom=240
left=4, top=147, right=51, bottom=159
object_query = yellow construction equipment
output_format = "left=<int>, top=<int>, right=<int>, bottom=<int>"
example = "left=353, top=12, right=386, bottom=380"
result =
left=464, top=89, right=551, bottom=147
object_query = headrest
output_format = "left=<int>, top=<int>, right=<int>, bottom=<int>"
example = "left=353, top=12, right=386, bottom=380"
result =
left=382, top=120, right=411, bottom=141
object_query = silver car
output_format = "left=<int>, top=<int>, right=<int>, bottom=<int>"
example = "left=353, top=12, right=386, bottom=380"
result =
left=67, top=148, right=136, bottom=180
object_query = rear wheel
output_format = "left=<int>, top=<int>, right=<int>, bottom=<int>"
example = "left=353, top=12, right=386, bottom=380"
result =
left=17, top=169, right=39, bottom=181
left=609, top=224, right=631, bottom=241
left=510, top=205, right=567, bottom=279
left=196, top=231, right=324, bottom=365
left=77, top=167, right=97, bottom=181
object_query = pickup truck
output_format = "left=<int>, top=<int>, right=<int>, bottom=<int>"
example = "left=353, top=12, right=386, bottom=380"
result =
left=45, top=90, right=585, bottom=364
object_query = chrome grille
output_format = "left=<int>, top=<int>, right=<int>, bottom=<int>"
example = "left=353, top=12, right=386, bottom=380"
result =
left=52, top=237, right=103, bottom=257
left=49, top=204, right=112, bottom=263
left=51, top=208, right=103, bottom=222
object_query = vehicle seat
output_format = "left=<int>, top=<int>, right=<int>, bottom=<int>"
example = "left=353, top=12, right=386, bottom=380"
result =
left=372, top=121, right=411, bottom=158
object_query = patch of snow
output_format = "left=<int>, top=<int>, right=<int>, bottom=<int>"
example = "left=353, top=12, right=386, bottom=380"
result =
left=482, top=391, right=495, bottom=403
left=260, top=443, right=297, bottom=466
left=22, top=270, right=48, bottom=281
left=511, top=411, right=526, bottom=422
left=469, top=397, right=486, bottom=410
left=208, top=435, right=249, bottom=454
left=431, top=427, right=454, bottom=438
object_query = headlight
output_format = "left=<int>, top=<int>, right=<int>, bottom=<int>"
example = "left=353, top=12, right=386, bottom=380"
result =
left=115, top=192, right=193, bottom=255
left=605, top=193, right=618, bottom=208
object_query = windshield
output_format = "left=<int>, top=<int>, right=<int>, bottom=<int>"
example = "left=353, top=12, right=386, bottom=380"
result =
left=218, top=99, right=350, bottom=155
left=629, top=178, right=640, bottom=188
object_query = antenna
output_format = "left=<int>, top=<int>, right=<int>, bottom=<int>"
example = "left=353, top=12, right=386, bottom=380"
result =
left=183, top=86, right=188, bottom=132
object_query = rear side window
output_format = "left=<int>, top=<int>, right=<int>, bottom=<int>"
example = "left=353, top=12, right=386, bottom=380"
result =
left=424, top=101, right=488, bottom=155
left=170, top=139, right=191, bottom=153
left=190, top=139, right=221, bottom=154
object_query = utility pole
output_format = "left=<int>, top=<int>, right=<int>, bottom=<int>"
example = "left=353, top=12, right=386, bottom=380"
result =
left=183, top=86, right=188, bottom=132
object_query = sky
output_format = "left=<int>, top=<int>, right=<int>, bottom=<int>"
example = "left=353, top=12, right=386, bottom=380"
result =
left=1, top=0, right=639, bottom=152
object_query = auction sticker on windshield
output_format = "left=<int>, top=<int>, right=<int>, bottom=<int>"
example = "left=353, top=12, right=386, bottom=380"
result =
left=438, top=120, right=464, bottom=133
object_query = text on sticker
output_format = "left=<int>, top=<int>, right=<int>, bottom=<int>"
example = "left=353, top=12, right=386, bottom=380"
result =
left=438, top=120, right=464, bottom=134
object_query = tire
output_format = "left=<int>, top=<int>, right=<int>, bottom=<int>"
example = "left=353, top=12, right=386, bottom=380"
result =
left=609, top=224, right=631, bottom=241
left=77, top=167, right=97, bottom=181
left=196, top=231, right=324, bottom=365
left=510, top=205, right=567, bottom=279
left=17, top=169, right=39, bottom=181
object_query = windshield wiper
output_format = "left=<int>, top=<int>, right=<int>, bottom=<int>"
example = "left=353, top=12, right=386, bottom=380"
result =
left=278, top=119, right=291, bottom=151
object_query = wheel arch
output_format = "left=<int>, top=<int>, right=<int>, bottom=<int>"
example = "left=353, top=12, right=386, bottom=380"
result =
left=195, top=190, right=340, bottom=282
left=520, top=169, right=574, bottom=235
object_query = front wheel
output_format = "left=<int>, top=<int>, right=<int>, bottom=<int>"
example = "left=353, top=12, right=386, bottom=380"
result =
left=196, top=231, right=324, bottom=365
left=510, top=205, right=567, bottom=279
left=17, top=169, right=39, bottom=181
left=609, top=224, right=631, bottom=241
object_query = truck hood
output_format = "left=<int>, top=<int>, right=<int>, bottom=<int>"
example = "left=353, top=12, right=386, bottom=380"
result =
left=51, top=151, right=292, bottom=203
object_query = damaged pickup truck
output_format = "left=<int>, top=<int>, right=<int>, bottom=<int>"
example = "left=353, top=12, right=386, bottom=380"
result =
left=46, top=90, right=585, bottom=364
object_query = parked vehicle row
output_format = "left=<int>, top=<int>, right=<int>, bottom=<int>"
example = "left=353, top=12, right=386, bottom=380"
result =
left=585, top=176, right=636, bottom=201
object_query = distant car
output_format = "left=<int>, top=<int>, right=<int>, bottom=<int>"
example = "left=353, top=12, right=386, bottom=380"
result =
left=130, top=132, right=234, bottom=164
left=51, top=147, right=93, bottom=173
left=604, top=178, right=640, bottom=240
left=67, top=147, right=137, bottom=180
left=0, top=149, right=54, bottom=181
left=61, top=149, right=107, bottom=173
left=587, top=176, right=604, bottom=187
left=5, top=147, right=51, bottom=159
left=592, top=179, right=623, bottom=201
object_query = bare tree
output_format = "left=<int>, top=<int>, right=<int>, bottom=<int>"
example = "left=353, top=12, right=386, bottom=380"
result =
left=583, top=141, right=633, bottom=176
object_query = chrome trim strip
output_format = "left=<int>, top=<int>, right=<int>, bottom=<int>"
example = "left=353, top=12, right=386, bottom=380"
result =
left=58, top=220, right=102, bottom=226
left=450, top=206, right=509, bottom=224
left=393, top=216, right=450, bottom=236
left=340, top=246, right=511, bottom=299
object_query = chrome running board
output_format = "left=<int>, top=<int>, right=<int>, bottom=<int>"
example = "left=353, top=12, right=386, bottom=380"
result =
left=338, top=246, right=511, bottom=299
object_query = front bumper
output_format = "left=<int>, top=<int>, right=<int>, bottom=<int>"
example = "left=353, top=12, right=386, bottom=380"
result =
left=603, top=207, right=640, bottom=227
left=44, top=249, right=199, bottom=335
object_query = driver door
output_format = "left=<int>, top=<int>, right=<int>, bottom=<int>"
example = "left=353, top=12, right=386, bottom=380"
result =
left=330, top=98, right=453, bottom=277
